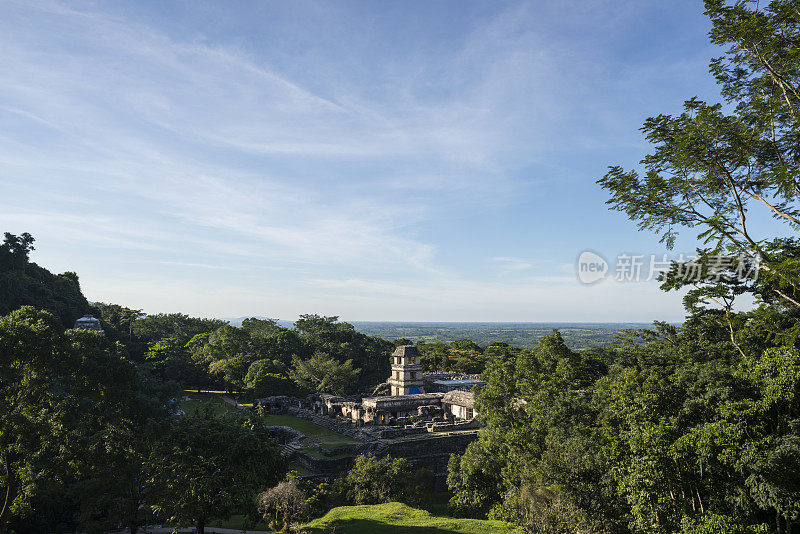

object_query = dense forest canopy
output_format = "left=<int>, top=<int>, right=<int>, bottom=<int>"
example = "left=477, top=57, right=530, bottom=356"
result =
left=0, top=232, right=91, bottom=327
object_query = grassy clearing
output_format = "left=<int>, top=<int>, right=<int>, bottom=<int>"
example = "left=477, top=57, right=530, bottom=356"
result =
left=179, top=395, right=233, bottom=416
left=262, top=414, right=359, bottom=448
left=183, top=388, right=242, bottom=395
left=302, top=502, right=522, bottom=534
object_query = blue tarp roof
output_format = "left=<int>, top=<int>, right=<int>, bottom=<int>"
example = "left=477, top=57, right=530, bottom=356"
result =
left=432, top=379, right=486, bottom=386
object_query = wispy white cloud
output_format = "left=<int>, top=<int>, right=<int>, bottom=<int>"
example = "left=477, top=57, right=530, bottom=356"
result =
left=0, top=0, right=546, bottom=273
left=493, top=256, right=534, bottom=274
left=0, top=0, right=710, bottom=320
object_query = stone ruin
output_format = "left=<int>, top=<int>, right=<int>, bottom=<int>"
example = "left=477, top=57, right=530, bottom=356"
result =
left=256, top=345, right=484, bottom=436
left=253, top=345, right=485, bottom=488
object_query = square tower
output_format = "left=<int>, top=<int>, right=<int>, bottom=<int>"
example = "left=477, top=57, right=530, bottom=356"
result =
left=388, top=345, right=424, bottom=396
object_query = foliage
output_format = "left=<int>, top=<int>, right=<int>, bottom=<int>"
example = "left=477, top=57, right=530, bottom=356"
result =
left=448, top=6, right=800, bottom=513
left=133, top=312, right=227, bottom=345
left=332, top=455, right=433, bottom=507
left=92, top=302, right=144, bottom=343
left=183, top=316, right=390, bottom=396
left=0, top=232, right=34, bottom=269
left=0, top=233, right=91, bottom=327
left=599, top=0, right=800, bottom=311
left=147, top=410, right=286, bottom=534
left=144, top=336, right=204, bottom=384
left=293, top=314, right=393, bottom=391
left=246, top=359, right=295, bottom=397
left=88, top=305, right=227, bottom=363
left=417, top=340, right=487, bottom=373
left=258, top=478, right=307, bottom=530
left=291, top=352, right=361, bottom=395
left=0, top=306, right=140, bottom=534
left=301, top=480, right=335, bottom=521
left=446, top=323, right=797, bottom=532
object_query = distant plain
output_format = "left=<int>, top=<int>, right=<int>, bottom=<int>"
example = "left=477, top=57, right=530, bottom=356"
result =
left=226, top=319, right=657, bottom=349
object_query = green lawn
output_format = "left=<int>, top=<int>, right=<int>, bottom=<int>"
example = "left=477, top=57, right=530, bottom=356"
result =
left=303, top=502, right=523, bottom=533
left=262, top=414, right=359, bottom=448
left=179, top=395, right=233, bottom=416
left=184, top=388, right=242, bottom=395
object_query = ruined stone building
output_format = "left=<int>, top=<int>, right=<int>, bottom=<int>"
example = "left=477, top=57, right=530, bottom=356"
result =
left=256, top=344, right=487, bottom=488
left=388, top=344, right=424, bottom=395
left=303, top=345, right=484, bottom=427
left=442, top=390, right=476, bottom=420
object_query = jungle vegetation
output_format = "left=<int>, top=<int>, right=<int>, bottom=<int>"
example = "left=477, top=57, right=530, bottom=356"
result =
left=448, top=1, right=800, bottom=532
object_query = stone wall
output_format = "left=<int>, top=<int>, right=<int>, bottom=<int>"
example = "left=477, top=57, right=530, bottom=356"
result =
left=291, top=431, right=478, bottom=490
left=275, top=399, right=479, bottom=490
left=294, top=452, right=357, bottom=476
left=383, top=431, right=479, bottom=490
left=265, top=425, right=305, bottom=445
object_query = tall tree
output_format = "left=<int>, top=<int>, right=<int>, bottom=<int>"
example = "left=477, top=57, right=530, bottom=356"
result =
left=93, top=302, right=145, bottom=342
left=0, top=232, right=91, bottom=326
left=145, top=336, right=204, bottom=385
left=134, top=313, right=227, bottom=346
left=291, top=352, right=361, bottom=395
left=147, top=410, right=286, bottom=534
left=245, top=359, right=295, bottom=397
left=599, top=0, right=800, bottom=310
left=293, top=314, right=392, bottom=391
left=0, top=307, right=138, bottom=534
left=0, top=232, right=34, bottom=270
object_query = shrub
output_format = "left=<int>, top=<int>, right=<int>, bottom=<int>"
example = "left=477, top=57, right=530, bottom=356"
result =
left=258, top=478, right=307, bottom=532
left=332, top=454, right=434, bottom=506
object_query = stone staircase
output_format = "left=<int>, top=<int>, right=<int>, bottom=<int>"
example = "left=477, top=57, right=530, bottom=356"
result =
left=281, top=440, right=303, bottom=458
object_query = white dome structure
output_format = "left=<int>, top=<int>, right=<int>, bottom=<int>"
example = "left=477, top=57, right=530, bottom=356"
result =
left=73, top=314, right=103, bottom=332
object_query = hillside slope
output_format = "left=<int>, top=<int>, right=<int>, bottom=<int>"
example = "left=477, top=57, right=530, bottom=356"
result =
left=302, top=502, right=522, bottom=533
left=0, top=233, right=90, bottom=327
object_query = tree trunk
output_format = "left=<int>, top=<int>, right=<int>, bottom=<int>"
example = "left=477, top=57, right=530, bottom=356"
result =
left=125, top=492, right=140, bottom=534
left=196, top=516, right=205, bottom=534
left=0, top=468, right=16, bottom=534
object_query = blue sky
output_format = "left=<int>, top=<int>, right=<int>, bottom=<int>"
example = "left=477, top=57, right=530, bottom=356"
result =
left=0, top=0, right=734, bottom=322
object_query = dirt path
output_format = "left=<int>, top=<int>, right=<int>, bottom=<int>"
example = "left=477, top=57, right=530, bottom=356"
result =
left=220, top=395, right=249, bottom=410
left=125, top=527, right=270, bottom=533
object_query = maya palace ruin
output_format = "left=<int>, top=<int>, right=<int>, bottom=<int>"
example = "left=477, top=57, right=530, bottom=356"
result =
left=256, top=345, right=486, bottom=486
